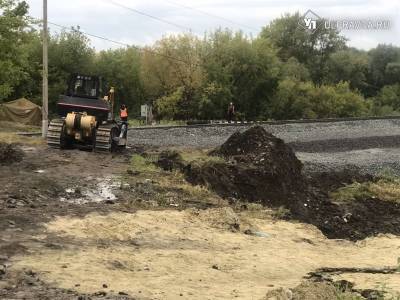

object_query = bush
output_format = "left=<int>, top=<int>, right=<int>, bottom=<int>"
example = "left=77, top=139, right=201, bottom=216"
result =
left=271, top=80, right=368, bottom=119
left=373, top=84, right=400, bottom=111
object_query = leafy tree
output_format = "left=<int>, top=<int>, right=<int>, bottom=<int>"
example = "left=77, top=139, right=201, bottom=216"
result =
left=368, top=44, right=400, bottom=93
left=373, top=84, right=400, bottom=111
left=202, top=29, right=281, bottom=120
left=4, top=4, right=400, bottom=121
left=154, top=87, right=183, bottom=120
left=141, top=34, right=204, bottom=119
left=313, top=82, right=368, bottom=118
left=270, top=79, right=314, bottom=119
left=324, top=49, right=369, bottom=93
left=95, top=47, right=144, bottom=117
left=196, top=82, right=226, bottom=120
left=0, top=0, right=31, bottom=101
left=47, top=28, right=95, bottom=111
left=260, top=12, right=347, bottom=83
left=279, top=57, right=310, bottom=81
left=11, top=32, right=42, bottom=103
left=385, top=62, right=400, bottom=85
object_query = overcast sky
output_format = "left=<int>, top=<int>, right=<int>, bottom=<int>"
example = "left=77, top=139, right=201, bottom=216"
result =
left=26, top=0, right=400, bottom=50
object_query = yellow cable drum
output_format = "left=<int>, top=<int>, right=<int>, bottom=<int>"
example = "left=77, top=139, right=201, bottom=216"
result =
left=65, top=112, right=97, bottom=139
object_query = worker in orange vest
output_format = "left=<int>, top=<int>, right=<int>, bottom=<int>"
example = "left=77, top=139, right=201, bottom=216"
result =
left=120, top=104, right=128, bottom=122
left=119, top=104, right=128, bottom=139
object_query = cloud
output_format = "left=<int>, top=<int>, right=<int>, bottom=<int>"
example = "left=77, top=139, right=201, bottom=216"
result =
left=26, top=0, right=400, bottom=50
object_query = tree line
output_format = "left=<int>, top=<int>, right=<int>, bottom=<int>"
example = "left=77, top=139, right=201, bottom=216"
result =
left=2, top=0, right=400, bottom=120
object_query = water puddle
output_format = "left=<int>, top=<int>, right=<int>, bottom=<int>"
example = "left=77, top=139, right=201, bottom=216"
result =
left=60, top=176, right=126, bottom=204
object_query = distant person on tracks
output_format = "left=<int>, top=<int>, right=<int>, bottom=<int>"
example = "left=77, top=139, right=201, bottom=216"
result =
left=227, top=102, right=235, bottom=123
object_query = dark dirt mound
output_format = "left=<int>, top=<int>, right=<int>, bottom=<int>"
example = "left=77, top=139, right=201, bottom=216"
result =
left=212, top=126, right=302, bottom=179
left=0, top=143, right=24, bottom=165
left=187, top=126, right=304, bottom=206
left=304, top=194, right=400, bottom=240
left=185, top=126, right=400, bottom=241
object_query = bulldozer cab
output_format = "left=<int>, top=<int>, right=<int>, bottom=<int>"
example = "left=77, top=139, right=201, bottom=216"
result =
left=66, top=74, right=106, bottom=99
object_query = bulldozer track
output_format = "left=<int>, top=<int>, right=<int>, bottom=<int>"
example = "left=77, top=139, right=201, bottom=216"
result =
left=47, top=120, right=118, bottom=152
left=47, top=119, right=64, bottom=148
left=95, top=126, right=113, bottom=152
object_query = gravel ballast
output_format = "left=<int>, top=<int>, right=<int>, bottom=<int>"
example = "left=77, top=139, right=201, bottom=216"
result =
left=128, top=119, right=400, bottom=175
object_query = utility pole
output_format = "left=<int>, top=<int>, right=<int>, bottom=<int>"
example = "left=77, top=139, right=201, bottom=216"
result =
left=42, top=0, right=48, bottom=138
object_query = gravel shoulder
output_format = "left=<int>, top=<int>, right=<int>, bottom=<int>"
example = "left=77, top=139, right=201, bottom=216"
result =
left=128, top=119, right=400, bottom=174
left=128, top=119, right=400, bottom=148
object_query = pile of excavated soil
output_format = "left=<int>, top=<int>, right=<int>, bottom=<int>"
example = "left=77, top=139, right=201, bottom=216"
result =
left=0, top=143, right=24, bottom=165
left=186, top=126, right=304, bottom=206
left=185, top=126, right=400, bottom=241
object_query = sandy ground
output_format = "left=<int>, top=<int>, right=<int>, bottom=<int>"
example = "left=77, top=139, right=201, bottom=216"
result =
left=10, top=209, right=400, bottom=299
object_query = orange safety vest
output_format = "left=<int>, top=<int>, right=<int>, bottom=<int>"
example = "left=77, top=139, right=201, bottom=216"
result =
left=120, top=108, right=128, bottom=118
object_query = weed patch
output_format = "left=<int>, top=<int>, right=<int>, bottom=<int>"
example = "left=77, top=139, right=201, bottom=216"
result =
left=331, top=177, right=400, bottom=204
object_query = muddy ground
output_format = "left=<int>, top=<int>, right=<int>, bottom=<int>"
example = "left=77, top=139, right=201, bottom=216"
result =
left=1, top=125, right=400, bottom=299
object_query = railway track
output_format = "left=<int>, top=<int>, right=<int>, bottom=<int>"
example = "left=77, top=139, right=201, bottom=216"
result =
left=19, top=115, right=400, bottom=135
left=129, top=115, right=400, bottom=130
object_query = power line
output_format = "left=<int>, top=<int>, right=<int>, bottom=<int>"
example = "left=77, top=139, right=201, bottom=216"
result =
left=42, top=20, right=200, bottom=67
left=164, top=0, right=258, bottom=32
left=48, top=21, right=129, bottom=47
left=106, top=0, right=192, bottom=32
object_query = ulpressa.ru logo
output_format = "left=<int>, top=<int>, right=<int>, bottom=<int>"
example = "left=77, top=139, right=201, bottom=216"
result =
left=298, top=10, right=321, bottom=32
left=298, top=9, right=391, bottom=32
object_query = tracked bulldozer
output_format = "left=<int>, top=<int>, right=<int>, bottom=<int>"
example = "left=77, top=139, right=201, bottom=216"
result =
left=47, top=74, right=127, bottom=152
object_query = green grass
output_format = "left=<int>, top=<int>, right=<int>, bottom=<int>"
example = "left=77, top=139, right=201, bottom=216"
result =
left=0, top=132, right=44, bottom=145
left=330, top=175, right=400, bottom=204
left=0, top=121, right=40, bottom=133
left=180, top=149, right=225, bottom=165
left=122, top=152, right=226, bottom=209
left=130, top=154, right=158, bottom=173
left=0, top=121, right=43, bottom=145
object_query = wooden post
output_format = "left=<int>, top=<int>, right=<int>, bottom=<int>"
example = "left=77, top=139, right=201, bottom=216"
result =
left=42, top=0, right=48, bottom=137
